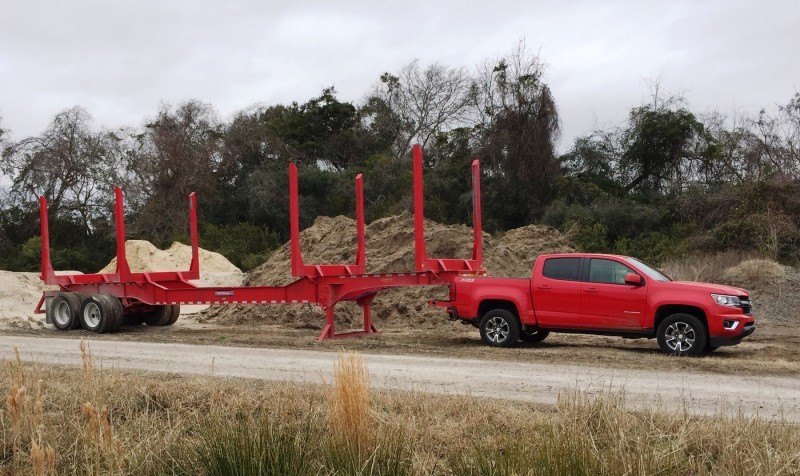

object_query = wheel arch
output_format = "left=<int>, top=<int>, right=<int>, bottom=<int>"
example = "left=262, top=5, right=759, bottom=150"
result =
left=654, top=304, right=708, bottom=335
left=478, top=299, right=520, bottom=319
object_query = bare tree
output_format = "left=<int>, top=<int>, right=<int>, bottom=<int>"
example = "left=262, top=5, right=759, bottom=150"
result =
left=0, top=107, right=115, bottom=229
left=369, top=60, right=473, bottom=160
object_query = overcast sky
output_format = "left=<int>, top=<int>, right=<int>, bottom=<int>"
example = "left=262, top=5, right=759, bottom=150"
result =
left=1, top=0, right=798, bottom=151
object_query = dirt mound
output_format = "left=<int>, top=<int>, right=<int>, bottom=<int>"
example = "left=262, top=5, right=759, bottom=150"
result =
left=0, top=271, right=80, bottom=329
left=723, top=259, right=787, bottom=290
left=99, top=240, right=242, bottom=274
left=203, top=213, right=573, bottom=328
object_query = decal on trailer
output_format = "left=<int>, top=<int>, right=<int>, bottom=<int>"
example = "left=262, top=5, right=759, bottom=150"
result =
left=215, top=290, right=235, bottom=297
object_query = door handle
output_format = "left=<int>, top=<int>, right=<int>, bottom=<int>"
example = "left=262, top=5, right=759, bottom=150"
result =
left=537, top=285, right=551, bottom=290
left=584, top=287, right=599, bottom=293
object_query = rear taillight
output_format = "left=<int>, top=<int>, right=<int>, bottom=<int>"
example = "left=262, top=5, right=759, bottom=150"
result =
left=449, top=283, right=456, bottom=301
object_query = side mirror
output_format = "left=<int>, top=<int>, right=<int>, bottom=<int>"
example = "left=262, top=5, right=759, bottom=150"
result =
left=624, top=273, right=643, bottom=286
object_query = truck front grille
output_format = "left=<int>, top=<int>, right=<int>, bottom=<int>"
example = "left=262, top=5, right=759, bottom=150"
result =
left=738, top=297, right=752, bottom=315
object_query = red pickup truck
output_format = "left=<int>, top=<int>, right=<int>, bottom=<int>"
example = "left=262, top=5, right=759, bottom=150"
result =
left=433, top=253, right=756, bottom=355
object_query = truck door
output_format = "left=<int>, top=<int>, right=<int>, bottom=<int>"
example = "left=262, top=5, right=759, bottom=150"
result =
left=531, top=257, right=582, bottom=326
left=580, top=258, right=647, bottom=329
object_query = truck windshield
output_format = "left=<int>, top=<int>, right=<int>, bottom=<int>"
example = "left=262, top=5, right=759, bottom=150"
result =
left=625, top=258, right=672, bottom=282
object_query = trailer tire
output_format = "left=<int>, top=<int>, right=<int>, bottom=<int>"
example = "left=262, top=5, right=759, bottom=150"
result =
left=163, top=305, right=181, bottom=326
left=79, top=295, right=116, bottom=334
left=50, top=293, right=83, bottom=330
left=479, top=309, right=520, bottom=348
left=97, top=294, right=124, bottom=332
left=143, top=306, right=171, bottom=326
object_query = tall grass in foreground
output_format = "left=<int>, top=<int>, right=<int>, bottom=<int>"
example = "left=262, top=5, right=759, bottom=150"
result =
left=2, top=345, right=799, bottom=474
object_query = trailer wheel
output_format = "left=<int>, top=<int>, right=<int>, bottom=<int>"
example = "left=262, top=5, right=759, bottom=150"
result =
left=143, top=305, right=179, bottom=326
left=97, top=294, right=124, bottom=332
left=50, top=293, right=83, bottom=330
left=520, top=329, right=550, bottom=344
left=479, top=309, right=520, bottom=348
left=79, top=295, right=117, bottom=334
left=143, top=306, right=170, bottom=326
left=163, top=305, right=181, bottom=326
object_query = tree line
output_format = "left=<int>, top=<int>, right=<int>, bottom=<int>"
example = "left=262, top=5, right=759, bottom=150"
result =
left=1, top=43, right=799, bottom=272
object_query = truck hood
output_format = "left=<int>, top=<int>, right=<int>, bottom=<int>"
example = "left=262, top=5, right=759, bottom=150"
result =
left=668, top=281, right=749, bottom=296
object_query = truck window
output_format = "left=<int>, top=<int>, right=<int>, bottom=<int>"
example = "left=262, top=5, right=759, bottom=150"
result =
left=589, top=259, right=635, bottom=284
left=542, top=257, right=581, bottom=281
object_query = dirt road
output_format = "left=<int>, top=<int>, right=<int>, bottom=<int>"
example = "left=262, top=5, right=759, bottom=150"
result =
left=3, top=335, right=799, bottom=421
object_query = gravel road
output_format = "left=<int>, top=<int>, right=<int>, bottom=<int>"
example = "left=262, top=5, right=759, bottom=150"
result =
left=2, top=335, right=799, bottom=421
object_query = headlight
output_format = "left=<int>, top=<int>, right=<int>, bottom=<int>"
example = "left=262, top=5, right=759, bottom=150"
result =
left=711, top=294, right=741, bottom=307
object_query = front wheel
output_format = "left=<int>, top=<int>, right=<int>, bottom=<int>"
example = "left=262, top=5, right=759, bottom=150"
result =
left=479, top=309, right=521, bottom=348
left=656, top=313, right=707, bottom=356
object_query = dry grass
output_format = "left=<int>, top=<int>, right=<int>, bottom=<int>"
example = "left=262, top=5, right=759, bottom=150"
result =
left=1, top=345, right=799, bottom=475
left=660, top=251, right=749, bottom=283
left=329, top=351, right=373, bottom=457
left=661, top=252, right=787, bottom=291
left=723, top=258, right=787, bottom=289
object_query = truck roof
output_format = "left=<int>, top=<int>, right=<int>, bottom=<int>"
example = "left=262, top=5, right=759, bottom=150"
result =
left=538, top=252, right=633, bottom=260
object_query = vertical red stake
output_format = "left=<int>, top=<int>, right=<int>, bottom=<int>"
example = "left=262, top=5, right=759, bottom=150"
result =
left=355, top=174, right=365, bottom=268
left=471, top=159, right=483, bottom=265
left=38, top=196, right=55, bottom=284
left=188, top=192, right=199, bottom=277
left=412, top=144, right=427, bottom=271
left=289, top=163, right=304, bottom=276
left=114, top=187, right=131, bottom=279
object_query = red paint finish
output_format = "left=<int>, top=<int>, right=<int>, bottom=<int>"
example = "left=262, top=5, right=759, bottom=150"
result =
left=436, top=253, right=757, bottom=351
left=36, top=144, right=485, bottom=340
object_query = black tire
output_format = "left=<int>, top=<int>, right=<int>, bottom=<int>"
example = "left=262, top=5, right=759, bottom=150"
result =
left=479, top=309, right=521, bottom=348
left=520, top=329, right=550, bottom=344
left=163, top=304, right=181, bottom=326
left=656, top=313, right=707, bottom=356
left=79, top=295, right=116, bottom=334
left=143, top=306, right=171, bottom=326
left=97, top=295, right=124, bottom=332
left=50, top=293, right=83, bottom=330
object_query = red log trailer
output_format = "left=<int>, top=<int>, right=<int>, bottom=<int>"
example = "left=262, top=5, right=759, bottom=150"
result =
left=34, top=145, right=484, bottom=340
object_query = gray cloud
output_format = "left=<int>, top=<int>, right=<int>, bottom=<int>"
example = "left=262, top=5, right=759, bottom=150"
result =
left=1, top=0, right=798, bottom=151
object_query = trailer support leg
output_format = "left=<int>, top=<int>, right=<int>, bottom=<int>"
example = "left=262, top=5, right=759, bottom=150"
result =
left=358, top=294, right=379, bottom=334
left=318, top=303, right=336, bottom=341
left=317, top=295, right=380, bottom=341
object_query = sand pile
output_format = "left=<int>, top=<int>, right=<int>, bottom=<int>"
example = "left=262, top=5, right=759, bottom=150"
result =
left=99, top=240, right=244, bottom=314
left=202, top=212, right=573, bottom=328
left=99, top=240, right=242, bottom=274
left=0, top=271, right=74, bottom=329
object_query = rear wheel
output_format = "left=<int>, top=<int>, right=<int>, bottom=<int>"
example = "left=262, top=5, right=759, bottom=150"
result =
left=520, top=329, right=550, bottom=344
left=79, top=295, right=117, bottom=334
left=50, top=293, right=83, bottom=330
left=143, top=306, right=171, bottom=326
left=479, top=309, right=520, bottom=348
left=143, top=305, right=180, bottom=326
left=656, top=313, right=707, bottom=356
left=163, top=304, right=181, bottom=326
left=97, top=295, right=124, bottom=332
